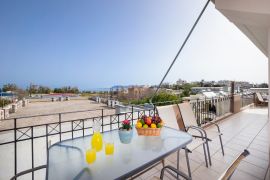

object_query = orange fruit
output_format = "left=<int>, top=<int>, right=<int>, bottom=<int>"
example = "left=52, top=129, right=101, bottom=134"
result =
left=136, top=122, right=142, bottom=128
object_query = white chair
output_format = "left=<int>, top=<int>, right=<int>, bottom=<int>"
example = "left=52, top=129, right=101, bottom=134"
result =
left=157, top=105, right=209, bottom=178
left=156, top=150, right=249, bottom=180
left=178, top=102, right=225, bottom=166
left=256, top=92, right=268, bottom=105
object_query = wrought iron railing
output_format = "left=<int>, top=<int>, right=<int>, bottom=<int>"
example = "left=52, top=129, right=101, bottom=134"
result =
left=241, top=93, right=255, bottom=108
left=0, top=107, right=155, bottom=180
left=0, top=95, right=254, bottom=179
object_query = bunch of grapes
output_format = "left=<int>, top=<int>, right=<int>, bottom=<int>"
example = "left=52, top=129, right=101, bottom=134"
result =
left=152, top=116, right=161, bottom=124
left=142, top=115, right=148, bottom=121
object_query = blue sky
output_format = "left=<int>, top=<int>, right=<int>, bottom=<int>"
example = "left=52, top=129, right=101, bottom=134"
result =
left=0, top=0, right=267, bottom=90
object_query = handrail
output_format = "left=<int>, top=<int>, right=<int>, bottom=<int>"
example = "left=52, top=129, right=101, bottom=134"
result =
left=10, top=165, right=47, bottom=180
left=2, top=108, right=105, bottom=121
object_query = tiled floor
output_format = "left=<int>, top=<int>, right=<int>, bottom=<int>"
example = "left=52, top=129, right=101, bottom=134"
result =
left=136, top=107, right=269, bottom=180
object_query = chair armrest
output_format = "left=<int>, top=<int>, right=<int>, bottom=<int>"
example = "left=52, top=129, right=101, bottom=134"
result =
left=186, top=125, right=208, bottom=140
left=160, top=165, right=191, bottom=180
left=204, top=119, right=221, bottom=133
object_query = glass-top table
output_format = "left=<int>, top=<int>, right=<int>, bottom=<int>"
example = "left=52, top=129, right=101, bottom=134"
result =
left=46, top=127, right=192, bottom=180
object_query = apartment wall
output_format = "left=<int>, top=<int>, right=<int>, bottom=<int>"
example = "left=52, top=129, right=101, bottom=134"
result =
left=268, top=29, right=270, bottom=163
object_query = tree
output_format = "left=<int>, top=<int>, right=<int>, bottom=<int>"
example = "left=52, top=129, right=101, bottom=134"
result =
left=38, top=86, right=51, bottom=94
left=54, top=88, right=63, bottom=93
left=53, top=86, right=79, bottom=94
left=16, top=88, right=27, bottom=100
left=258, top=83, right=268, bottom=88
left=27, top=83, right=38, bottom=95
left=2, top=83, right=18, bottom=92
left=200, top=79, right=204, bottom=87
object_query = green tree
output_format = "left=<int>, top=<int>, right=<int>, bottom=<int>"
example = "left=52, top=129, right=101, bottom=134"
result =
left=38, top=86, right=51, bottom=94
left=258, top=83, right=268, bottom=88
left=2, top=83, right=18, bottom=92
left=130, top=92, right=180, bottom=105
left=53, top=86, right=79, bottom=94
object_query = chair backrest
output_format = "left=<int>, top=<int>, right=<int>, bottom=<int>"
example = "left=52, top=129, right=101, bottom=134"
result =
left=256, top=92, right=264, bottom=102
left=178, top=102, right=198, bottom=127
left=218, top=149, right=250, bottom=180
left=156, top=104, right=186, bottom=131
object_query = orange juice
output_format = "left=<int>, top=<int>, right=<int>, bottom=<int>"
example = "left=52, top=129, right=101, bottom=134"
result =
left=91, top=132, right=103, bottom=151
left=105, top=143, right=114, bottom=155
left=86, top=149, right=96, bottom=164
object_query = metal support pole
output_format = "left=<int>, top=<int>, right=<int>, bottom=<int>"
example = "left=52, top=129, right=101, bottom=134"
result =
left=177, top=149, right=180, bottom=179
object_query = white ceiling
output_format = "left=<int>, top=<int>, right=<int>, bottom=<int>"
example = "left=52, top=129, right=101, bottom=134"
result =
left=213, top=0, right=270, bottom=57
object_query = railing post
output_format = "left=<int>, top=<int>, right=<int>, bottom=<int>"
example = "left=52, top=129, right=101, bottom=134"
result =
left=154, top=104, right=157, bottom=116
left=46, top=124, right=48, bottom=150
left=196, top=99, right=200, bottom=126
left=71, top=121, right=74, bottom=139
left=82, top=119, right=85, bottom=137
left=117, top=114, right=120, bottom=129
left=14, top=118, right=17, bottom=180
left=101, top=109, right=104, bottom=133
left=31, top=126, right=34, bottom=180
left=253, top=93, right=256, bottom=105
left=110, top=115, right=112, bottom=131
left=131, top=106, right=134, bottom=125
left=59, top=113, right=62, bottom=142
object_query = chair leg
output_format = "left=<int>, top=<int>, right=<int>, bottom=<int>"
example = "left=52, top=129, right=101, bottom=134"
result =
left=202, top=143, right=208, bottom=168
left=205, top=140, right=212, bottom=166
left=185, top=148, right=192, bottom=178
left=162, top=159, right=165, bottom=167
left=219, top=134, right=225, bottom=156
left=177, top=150, right=180, bottom=179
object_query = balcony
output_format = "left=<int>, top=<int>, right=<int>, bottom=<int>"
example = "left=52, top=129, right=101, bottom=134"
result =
left=0, top=96, right=269, bottom=180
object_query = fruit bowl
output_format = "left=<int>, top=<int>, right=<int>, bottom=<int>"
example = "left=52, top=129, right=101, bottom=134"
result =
left=135, top=115, right=164, bottom=136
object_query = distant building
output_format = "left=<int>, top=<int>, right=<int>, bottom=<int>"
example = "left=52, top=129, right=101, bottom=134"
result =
left=176, top=79, right=187, bottom=86
left=191, top=87, right=227, bottom=94
left=217, top=80, right=231, bottom=86
left=127, top=86, right=153, bottom=99
left=235, top=81, right=253, bottom=90
left=250, top=88, right=268, bottom=94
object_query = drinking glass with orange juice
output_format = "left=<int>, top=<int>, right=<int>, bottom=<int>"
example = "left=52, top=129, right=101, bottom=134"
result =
left=85, top=148, right=96, bottom=164
left=105, top=142, right=114, bottom=155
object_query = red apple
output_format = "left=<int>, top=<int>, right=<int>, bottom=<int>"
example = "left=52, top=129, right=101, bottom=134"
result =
left=145, top=117, right=152, bottom=126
